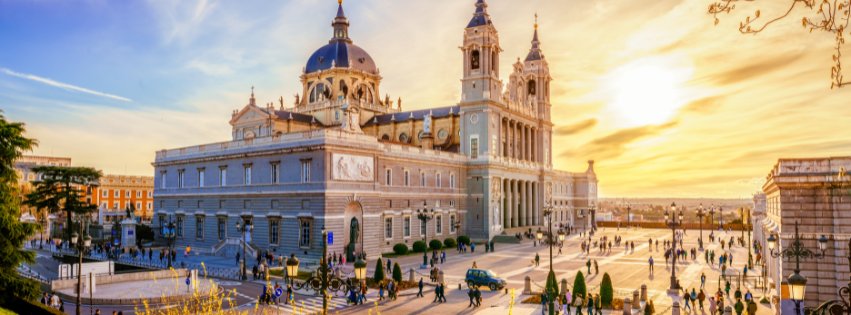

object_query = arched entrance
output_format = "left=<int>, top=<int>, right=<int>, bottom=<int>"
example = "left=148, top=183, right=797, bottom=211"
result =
left=343, top=201, right=363, bottom=261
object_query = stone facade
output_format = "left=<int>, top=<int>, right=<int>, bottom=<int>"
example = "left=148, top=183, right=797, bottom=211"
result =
left=96, top=174, right=155, bottom=225
left=758, top=156, right=851, bottom=311
left=151, top=0, right=599, bottom=261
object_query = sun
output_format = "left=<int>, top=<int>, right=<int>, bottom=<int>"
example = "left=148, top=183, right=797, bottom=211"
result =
left=602, top=55, right=695, bottom=126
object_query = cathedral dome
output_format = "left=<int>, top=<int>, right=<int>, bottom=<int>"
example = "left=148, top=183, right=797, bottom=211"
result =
left=305, top=41, right=377, bottom=75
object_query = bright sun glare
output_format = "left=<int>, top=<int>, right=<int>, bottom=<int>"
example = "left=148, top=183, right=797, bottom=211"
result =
left=603, top=56, right=695, bottom=126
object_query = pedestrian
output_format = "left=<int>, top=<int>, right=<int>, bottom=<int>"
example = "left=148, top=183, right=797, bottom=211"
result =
left=540, top=292, right=548, bottom=315
left=235, top=252, right=240, bottom=266
left=743, top=266, right=748, bottom=278
left=747, top=299, right=758, bottom=315
left=441, top=251, right=446, bottom=264
left=40, top=293, right=47, bottom=305
left=586, top=260, right=591, bottom=274
left=433, top=282, right=441, bottom=302
left=468, top=287, right=477, bottom=307
left=252, top=264, right=258, bottom=280
left=725, top=280, right=731, bottom=296
left=360, top=283, right=368, bottom=304
left=593, top=260, right=598, bottom=274
left=474, top=286, right=482, bottom=306
left=701, top=272, right=706, bottom=289
left=594, top=293, right=602, bottom=315
left=535, top=253, right=540, bottom=267
left=745, top=289, right=753, bottom=303
left=378, top=281, right=385, bottom=300
left=734, top=298, right=744, bottom=315
left=439, top=282, right=447, bottom=302
left=709, top=296, right=717, bottom=314
left=698, top=289, right=706, bottom=310
left=417, top=277, right=424, bottom=297
left=586, top=295, right=593, bottom=315
left=722, top=263, right=727, bottom=276
left=558, top=244, right=563, bottom=255
left=471, top=243, right=475, bottom=252
left=648, top=256, right=654, bottom=273
left=683, top=290, right=692, bottom=311
left=564, top=289, right=572, bottom=315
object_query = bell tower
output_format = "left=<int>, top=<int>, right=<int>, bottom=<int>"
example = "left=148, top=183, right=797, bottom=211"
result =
left=460, top=0, right=503, bottom=103
left=523, top=19, right=551, bottom=121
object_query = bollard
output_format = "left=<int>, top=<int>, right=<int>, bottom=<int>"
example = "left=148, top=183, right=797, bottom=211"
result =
left=505, top=288, right=508, bottom=294
left=641, top=284, right=647, bottom=302
left=724, top=305, right=732, bottom=315
left=672, top=301, right=681, bottom=315
left=524, top=276, right=532, bottom=294
left=438, top=270, right=444, bottom=284
left=459, top=283, right=462, bottom=290
left=561, top=278, right=568, bottom=295
left=335, top=267, right=342, bottom=278
left=633, top=290, right=640, bottom=309
left=622, top=298, right=632, bottom=315
left=408, top=268, right=415, bottom=282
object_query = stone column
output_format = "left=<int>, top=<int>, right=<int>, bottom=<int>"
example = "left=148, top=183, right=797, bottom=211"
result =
left=519, top=180, right=526, bottom=227
left=532, top=182, right=538, bottom=226
left=560, top=278, right=567, bottom=295
left=438, top=270, right=444, bottom=284
left=524, top=276, right=531, bottom=295
left=526, top=125, right=531, bottom=162
left=672, top=301, right=680, bottom=315
left=632, top=290, right=640, bottom=309
left=509, top=180, right=517, bottom=228
left=409, top=268, right=415, bottom=282
left=724, top=306, right=732, bottom=315
left=641, top=284, right=647, bottom=302
left=504, top=178, right=510, bottom=228
left=623, top=298, right=632, bottom=315
left=527, top=181, right=533, bottom=227
left=514, top=121, right=519, bottom=159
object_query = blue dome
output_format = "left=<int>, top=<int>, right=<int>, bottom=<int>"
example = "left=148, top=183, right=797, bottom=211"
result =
left=305, top=41, right=377, bottom=75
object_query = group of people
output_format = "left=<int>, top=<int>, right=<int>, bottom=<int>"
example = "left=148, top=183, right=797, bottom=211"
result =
left=39, top=292, right=63, bottom=311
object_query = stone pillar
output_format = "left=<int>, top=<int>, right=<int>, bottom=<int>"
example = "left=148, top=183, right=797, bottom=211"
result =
left=526, top=181, right=533, bottom=227
left=504, top=179, right=510, bottom=228
left=438, top=270, right=444, bottom=284
left=120, top=218, right=137, bottom=249
left=672, top=301, right=680, bottom=315
left=641, top=284, right=647, bottom=302
left=408, top=268, right=415, bottom=282
left=335, top=267, right=342, bottom=278
left=508, top=180, right=515, bottom=228
left=514, top=121, right=519, bottom=159
left=724, top=305, right=732, bottom=315
left=623, top=298, right=632, bottom=315
left=519, top=180, right=526, bottom=227
left=560, top=278, right=567, bottom=295
left=632, top=290, right=640, bottom=309
left=526, top=125, right=531, bottom=161
left=524, top=276, right=531, bottom=294
left=512, top=180, right=519, bottom=228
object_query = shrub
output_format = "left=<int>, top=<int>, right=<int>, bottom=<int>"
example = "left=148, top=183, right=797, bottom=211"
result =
left=443, top=238, right=457, bottom=248
left=412, top=241, right=427, bottom=253
left=429, top=239, right=443, bottom=251
left=392, top=243, right=409, bottom=255
left=573, top=271, right=586, bottom=302
left=392, top=262, right=402, bottom=283
left=373, top=258, right=385, bottom=283
left=457, top=235, right=471, bottom=246
left=600, top=272, right=613, bottom=308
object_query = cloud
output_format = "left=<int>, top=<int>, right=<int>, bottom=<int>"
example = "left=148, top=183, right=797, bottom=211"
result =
left=680, top=95, right=726, bottom=114
left=0, top=68, right=132, bottom=102
left=690, top=51, right=806, bottom=86
left=561, top=121, right=679, bottom=161
left=554, top=118, right=598, bottom=136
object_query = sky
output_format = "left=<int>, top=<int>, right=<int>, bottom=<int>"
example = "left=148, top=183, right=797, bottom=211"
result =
left=1, top=0, right=849, bottom=198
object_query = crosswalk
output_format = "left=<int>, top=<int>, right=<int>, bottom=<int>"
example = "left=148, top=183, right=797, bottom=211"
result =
left=238, top=296, right=352, bottom=314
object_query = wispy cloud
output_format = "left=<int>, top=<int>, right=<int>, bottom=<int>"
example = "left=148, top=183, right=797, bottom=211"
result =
left=0, top=68, right=132, bottom=102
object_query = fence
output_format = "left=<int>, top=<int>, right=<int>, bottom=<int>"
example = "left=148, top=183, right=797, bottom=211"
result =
left=596, top=221, right=752, bottom=230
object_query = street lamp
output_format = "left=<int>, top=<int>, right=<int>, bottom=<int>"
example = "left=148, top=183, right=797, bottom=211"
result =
left=285, top=234, right=366, bottom=315
left=589, top=202, right=597, bottom=232
left=538, top=206, right=558, bottom=315
left=707, top=205, right=717, bottom=238
left=626, top=203, right=632, bottom=229
left=235, top=219, right=253, bottom=280
left=665, top=202, right=684, bottom=292
left=70, top=215, right=92, bottom=315
left=696, top=203, right=706, bottom=250
left=746, top=206, right=753, bottom=268
left=417, top=208, right=435, bottom=269
left=767, top=221, right=828, bottom=314
left=161, top=216, right=176, bottom=269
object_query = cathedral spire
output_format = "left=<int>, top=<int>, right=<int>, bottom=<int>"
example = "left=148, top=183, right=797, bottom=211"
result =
left=467, top=0, right=494, bottom=29
left=525, top=15, right=543, bottom=62
left=331, top=0, right=351, bottom=43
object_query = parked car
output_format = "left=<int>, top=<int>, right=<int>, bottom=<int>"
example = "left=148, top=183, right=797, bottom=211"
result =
left=465, top=268, right=506, bottom=291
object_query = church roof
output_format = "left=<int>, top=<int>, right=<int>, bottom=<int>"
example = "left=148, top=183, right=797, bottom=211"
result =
left=273, top=110, right=325, bottom=127
left=467, top=0, right=494, bottom=28
left=305, top=41, right=377, bottom=75
left=362, top=105, right=460, bottom=126
left=524, top=28, right=543, bottom=62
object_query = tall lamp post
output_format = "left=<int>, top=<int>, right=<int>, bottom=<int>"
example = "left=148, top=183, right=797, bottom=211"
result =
left=417, top=208, right=435, bottom=268
left=767, top=221, right=827, bottom=315
left=746, top=206, right=753, bottom=268
left=39, top=216, right=46, bottom=249
left=696, top=204, right=706, bottom=251
left=665, top=202, right=684, bottom=293
left=537, top=206, right=565, bottom=315
left=625, top=203, right=632, bottom=229
left=70, top=215, right=92, bottom=315
left=236, top=220, right=253, bottom=280
left=161, top=216, right=176, bottom=269
left=286, top=237, right=367, bottom=315
left=589, top=202, right=597, bottom=232
left=740, top=206, right=746, bottom=248
left=708, top=205, right=717, bottom=238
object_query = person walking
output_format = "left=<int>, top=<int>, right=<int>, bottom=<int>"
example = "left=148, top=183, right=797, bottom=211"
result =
left=378, top=281, right=385, bottom=301
left=683, top=290, right=692, bottom=311
left=360, top=283, right=368, bottom=304
left=594, top=293, right=603, bottom=315
left=745, top=289, right=753, bottom=303
left=649, top=256, right=654, bottom=273
left=535, top=253, right=540, bottom=267
left=235, top=252, right=240, bottom=266
left=540, top=292, right=548, bottom=315
left=709, top=296, right=717, bottom=314
left=474, top=286, right=482, bottom=307
left=734, top=298, right=744, bottom=315
left=439, top=282, right=447, bottom=302
left=698, top=289, right=706, bottom=311
left=593, top=260, right=599, bottom=274
left=252, top=264, right=258, bottom=280
left=417, top=277, right=424, bottom=298
left=586, top=260, right=591, bottom=274
left=586, top=295, right=594, bottom=315
left=701, top=272, right=706, bottom=289
left=564, top=290, right=572, bottom=315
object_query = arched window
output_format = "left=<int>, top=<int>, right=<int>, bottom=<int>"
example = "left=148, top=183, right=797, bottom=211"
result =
left=471, top=50, right=480, bottom=70
left=527, top=80, right=536, bottom=96
left=340, top=81, right=348, bottom=98
left=399, top=133, right=409, bottom=143
left=381, top=134, right=390, bottom=140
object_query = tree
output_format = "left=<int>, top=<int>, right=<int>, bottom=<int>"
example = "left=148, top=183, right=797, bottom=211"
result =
left=573, top=271, right=587, bottom=301
left=709, top=0, right=849, bottom=88
left=373, top=258, right=385, bottom=283
left=0, top=111, right=41, bottom=304
left=600, top=273, right=614, bottom=308
left=392, top=262, right=402, bottom=283
left=136, top=224, right=154, bottom=247
left=429, top=239, right=443, bottom=251
left=25, top=166, right=101, bottom=244
left=412, top=240, right=427, bottom=253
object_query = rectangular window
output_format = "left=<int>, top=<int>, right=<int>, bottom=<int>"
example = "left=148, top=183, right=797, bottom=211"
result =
left=270, top=220, right=279, bottom=244
left=385, top=218, right=392, bottom=238
left=385, top=169, right=391, bottom=186
left=450, top=174, right=456, bottom=189
left=244, top=166, right=251, bottom=185
left=450, top=200, right=455, bottom=207
left=148, top=191, right=152, bottom=198
left=404, top=217, right=410, bottom=237
left=218, top=217, right=226, bottom=239
left=178, top=171, right=185, bottom=188
left=436, top=173, right=442, bottom=188
left=436, top=200, right=441, bottom=208
left=300, top=221, right=310, bottom=247
left=220, top=168, right=227, bottom=186
left=136, top=191, right=141, bottom=198
left=436, top=215, right=442, bottom=234
left=271, top=164, right=279, bottom=184
left=420, top=172, right=426, bottom=187
left=113, top=202, right=118, bottom=209
left=101, top=201, right=107, bottom=208
left=404, top=171, right=410, bottom=186
left=161, top=173, right=166, bottom=189
left=136, top=202, right=141, bottom=210
left=301, top=161, right=310, bottom=183
left=450, top=215, right=456, bottom=233
left=159, top=216, right=164, bottom=236
left=196, top=217, right=204, bottom=238
left=199, top=170, right=205, bottom=187
left=176, top=216, right=184, bottom=237
left=147, top=202, right=152, bottom=210
left=421, top=219, right=426, bottom=236
left=114, top=190, right=119, bottom=198
left=125, top=190, right=131, bottom=198
left=102, top=190, right=107, bottom=197
left=470, top=137, right=479, bottom=156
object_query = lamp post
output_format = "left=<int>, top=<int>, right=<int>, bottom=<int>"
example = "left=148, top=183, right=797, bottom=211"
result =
left=696, top=203, right=706, bottom=250
left=70, top=215, right=92, bottom=315
left=589, top=202, right=597, bottom=232
left=740, top=206, right=746, bottom=248
left=417, top=208, right=435, bottom=268
left=625, top=203, right=631, bottom=229
left=286, top=248, right=366, bottom=315
left=39, top=216, right=46, bottom=249
left=767, top=221, right=828, bottom=315
left=235, top=219, right=253, bottom=280
left=707, top=205, right=717, bottom=238
left=665, top=202, right=684, bottom=292
left=161, top=216, right=175, bottom=269
left=537, top=206, right=564, bottom=315
left=747, top=206, right=753, bottom=268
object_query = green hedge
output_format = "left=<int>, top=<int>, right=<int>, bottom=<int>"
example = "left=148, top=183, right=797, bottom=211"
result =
left=443, top=238, right=457, bottom=248
left=373, top=258, right=385, bottom=283
left=573, top=271, right=586, bottom=301
left=429, top=239, right=443, bottom=251
left=1, top=296, right=66, bottom=315
left=600, top=273, right=613, bottom=308
left=457, top=235, right=471, bottom=246
left=412, top=241, right=427, bottom=253
left=392, top=243, right=409, bottom=255
left=392, top=263, right=402, bottom=283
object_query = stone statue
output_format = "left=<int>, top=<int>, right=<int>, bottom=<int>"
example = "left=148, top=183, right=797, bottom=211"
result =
left=279, top=96, right=284, bottom=110
left=294, top=93, right=300, bottom=105
left=385, top=94, right=390, bottom=107
left=349, top=218, right=359, bottom=246
left=398, top=97, right=402, bottom=110
left=423, top=113, right=432, bottom=134
left=125, top=204, right=135, bottom=219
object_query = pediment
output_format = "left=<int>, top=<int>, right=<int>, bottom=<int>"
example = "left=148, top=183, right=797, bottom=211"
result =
left=229, top=105, right=270, bottom=126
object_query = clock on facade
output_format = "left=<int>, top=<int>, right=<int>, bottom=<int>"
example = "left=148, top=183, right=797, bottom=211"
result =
left=438, top=129, right=447, bottom=140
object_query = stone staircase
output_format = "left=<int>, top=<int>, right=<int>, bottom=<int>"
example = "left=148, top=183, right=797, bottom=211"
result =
left=212, top=237, right=259, bottom=258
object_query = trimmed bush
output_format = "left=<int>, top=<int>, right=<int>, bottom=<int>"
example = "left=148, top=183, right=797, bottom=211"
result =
left=373, top=258, right=385, bottom=283
left=392, top=243, right=409, bottom=255
left=443, top=238, right=457, bottom=248
left=412, top=240, right=427, bottom=253
left=429, top=239, right=443, bottom=251
left=457, top=235, right=471, bottom=246
left=600, top=272, right=613, bottom=308
left=393, top=262, right=402, bottom=283
left=1, top=296, right=66, bottom=315
left=573, top=271, right=587, bottom=302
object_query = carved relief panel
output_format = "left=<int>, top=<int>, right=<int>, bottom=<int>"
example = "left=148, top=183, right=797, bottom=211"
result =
left=332, top=154, right=374, bottom=182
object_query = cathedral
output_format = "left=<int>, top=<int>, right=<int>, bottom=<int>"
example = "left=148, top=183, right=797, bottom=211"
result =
left=152, top=0, right=598, bottom=261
